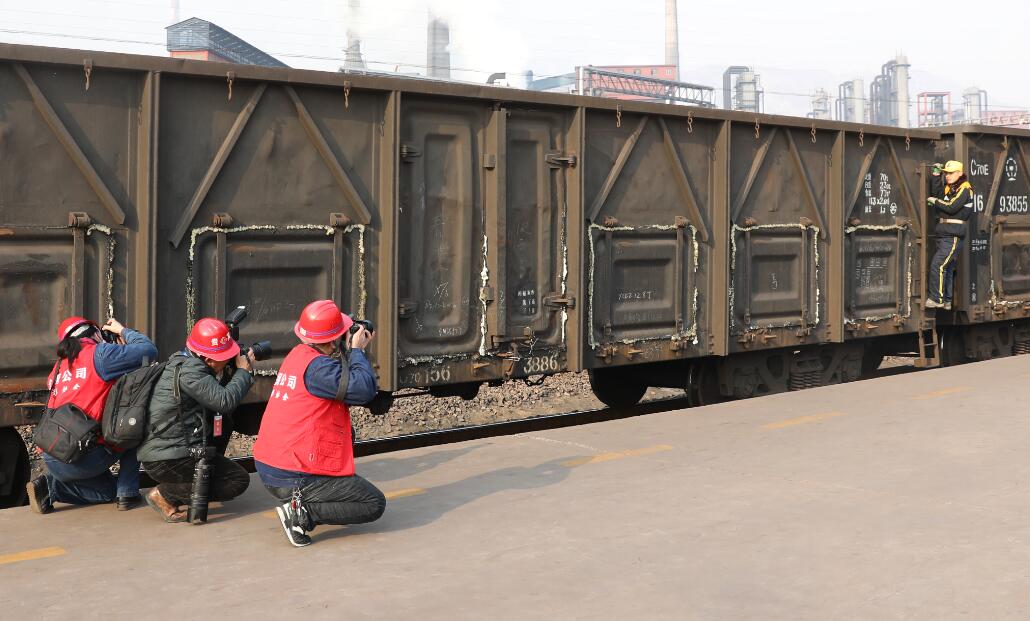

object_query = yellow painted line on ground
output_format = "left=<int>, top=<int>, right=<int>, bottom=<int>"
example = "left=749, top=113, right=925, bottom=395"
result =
left=912, top=386, right=970, bottom=400
left=0, top=546, right=65, bottom=566
left=260, top=487, right=428, bottom=518
left=763, top=411, right=847, bottom=430
left=385, top=487, right=427, bottom=500
left=561, top=445, right=674, bottom=468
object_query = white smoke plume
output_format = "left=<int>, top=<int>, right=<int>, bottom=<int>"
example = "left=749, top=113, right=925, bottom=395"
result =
left=339, top=0, right=530, bottom=84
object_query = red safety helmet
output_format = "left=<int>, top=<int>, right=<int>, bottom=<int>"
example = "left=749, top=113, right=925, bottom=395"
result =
left=294, top=300, right=352, bottom=343
left=57, top=316, right=99, bottom=341
left=186, top=318, right=240, bottom=361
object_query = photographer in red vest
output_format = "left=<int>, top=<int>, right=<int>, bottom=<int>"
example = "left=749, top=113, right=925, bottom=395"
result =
left=253, top=300, right=383, bottom=547
left=26, top=316, right=158, bottom=514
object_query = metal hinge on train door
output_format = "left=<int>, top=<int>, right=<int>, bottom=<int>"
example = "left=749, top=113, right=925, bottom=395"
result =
left=545, top=152, right=577, bottom=168
left=398, top=300, right=419, bottom=318
left=400, top=144, right=422, bottom=162
left=543, top=293, right=576, bottom=309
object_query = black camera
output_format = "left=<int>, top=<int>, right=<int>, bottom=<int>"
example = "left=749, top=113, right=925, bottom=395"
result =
left=242, top=340, right=272, bottom=362
left=99, top=329, right=119, bottom=344
left=224, top=305, right=272, bottom=361
left=349, top=316, right=375, bottom=335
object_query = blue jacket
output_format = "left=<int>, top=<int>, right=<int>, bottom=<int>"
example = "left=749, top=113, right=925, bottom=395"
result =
left=93, top=329, right=159, bottom=382
left=303, top=348, right=378, bottom=404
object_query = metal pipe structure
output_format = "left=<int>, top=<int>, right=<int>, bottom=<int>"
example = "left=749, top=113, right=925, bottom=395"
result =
left=836, top=79, right=866, bottom=123
left=722, top=66, right=748, bottom=110
left=962, top=87, right=989, bottom=123
left=577, top=66, right=714, bottom=106
left=722, top=66, right=762, bottom=113
left=807, top=89, right=831, bottom=120
left=869, top=56, right=911, bottom=127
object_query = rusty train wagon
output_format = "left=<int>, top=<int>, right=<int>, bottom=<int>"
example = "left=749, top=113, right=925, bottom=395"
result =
left=3, top=43, right=1030, bottom=507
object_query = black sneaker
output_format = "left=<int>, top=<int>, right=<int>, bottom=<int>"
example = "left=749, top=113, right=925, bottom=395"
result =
left=26, top=477, right=53, bottom=515
left=117, top=496, right=141, bottom=511
left=275, top=502, right=311, bottom=547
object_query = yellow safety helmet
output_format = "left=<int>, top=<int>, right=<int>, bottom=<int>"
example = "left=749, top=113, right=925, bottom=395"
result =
left=942, top=160, right=964, bottom=174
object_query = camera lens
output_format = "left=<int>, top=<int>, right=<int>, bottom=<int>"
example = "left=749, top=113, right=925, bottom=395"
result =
left=250, top=340, right=273, bottom=361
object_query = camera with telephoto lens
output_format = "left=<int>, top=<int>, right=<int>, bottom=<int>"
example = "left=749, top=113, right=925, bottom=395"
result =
left=186, top=446, right=215, bottom=524
left=242, top=340, right=272, bottom=361
left=223, top=305, right=272, bottom=361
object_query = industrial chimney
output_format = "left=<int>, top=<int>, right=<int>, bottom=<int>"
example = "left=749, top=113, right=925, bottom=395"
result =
left=343, top=0, right=366, bottom=71
left=427, top=13, right=451, bottom=80
left=894, top=54, right=910, bottom=128
left=665, top=0, right=679, bottom=81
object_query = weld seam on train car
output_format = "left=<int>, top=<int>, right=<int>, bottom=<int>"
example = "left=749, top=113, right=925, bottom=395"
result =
left=586, top=222, right=700, bottom=349
left=184, top=223, right=367, bottom=375
left=729, top=222, right=821, bottom=332
left=844, top=223, right=914, bottom=324
left=87, top=224, right=116, bottom=319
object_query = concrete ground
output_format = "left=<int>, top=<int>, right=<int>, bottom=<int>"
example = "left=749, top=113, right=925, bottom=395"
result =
left=2, top=356, right=1029, bottom=620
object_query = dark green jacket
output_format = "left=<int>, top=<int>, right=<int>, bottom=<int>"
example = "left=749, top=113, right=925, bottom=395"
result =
left=138, top=352, right=253, bottom=463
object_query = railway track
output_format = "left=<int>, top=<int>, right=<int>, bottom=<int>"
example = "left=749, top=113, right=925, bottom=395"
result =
left=160, top=395, right=693, bottom=488
left=213, top=361, right=922, bottom=484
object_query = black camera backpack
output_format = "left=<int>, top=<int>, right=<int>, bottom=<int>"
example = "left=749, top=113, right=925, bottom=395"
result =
left=101, top=361, right=167, bottom=449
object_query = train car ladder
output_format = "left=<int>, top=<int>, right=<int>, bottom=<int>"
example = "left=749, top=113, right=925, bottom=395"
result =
left=914, top=314, right=940, bottom=368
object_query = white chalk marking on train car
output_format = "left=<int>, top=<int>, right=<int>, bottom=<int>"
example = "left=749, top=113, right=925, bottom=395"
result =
left=0, top=546, right=65, bottom=566
left=560, top=444, right=674, bottom=468
left=763, top=411, right=846, bottom=430
left=911, top=386, right=971, bottom=400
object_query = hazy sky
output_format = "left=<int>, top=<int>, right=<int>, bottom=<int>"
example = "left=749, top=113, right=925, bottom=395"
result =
left=1, top=0, right=1027, bottom=118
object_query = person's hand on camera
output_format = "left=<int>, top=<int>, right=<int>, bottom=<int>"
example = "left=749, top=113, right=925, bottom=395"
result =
left=102, top=318, right=126, bottom=344
left=348, top=326, right=374, bottom=352
left=235, top=351, right=255, bottom=372
left=103, top=318, right=125, bottom=336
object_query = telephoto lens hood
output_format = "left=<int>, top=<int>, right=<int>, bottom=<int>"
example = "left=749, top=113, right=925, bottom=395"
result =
left=247, top=340, right=273, bottom=362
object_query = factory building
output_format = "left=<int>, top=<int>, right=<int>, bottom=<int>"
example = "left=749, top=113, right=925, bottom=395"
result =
left=166, top=17, right=287, bottom=68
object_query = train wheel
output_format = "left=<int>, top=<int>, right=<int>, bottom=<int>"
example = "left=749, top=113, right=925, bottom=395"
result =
left=685, top=360, right=722, bottom=408
left=938, top=329, right=968, bottom=367
left=588, top=368, right=646, bottom=409
left=0, top=428, right=30, bottom=509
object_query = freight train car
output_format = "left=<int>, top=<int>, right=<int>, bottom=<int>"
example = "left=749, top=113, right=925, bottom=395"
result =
left=2, top=43, right=1029, bottom=508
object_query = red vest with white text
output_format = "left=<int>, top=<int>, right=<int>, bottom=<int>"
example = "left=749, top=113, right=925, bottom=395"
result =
left=253, top=344, right=354, bottom=476
left=47, top=340, right=114, bottom=424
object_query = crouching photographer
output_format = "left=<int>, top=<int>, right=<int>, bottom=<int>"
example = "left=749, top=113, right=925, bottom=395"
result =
left=137, top=318, right=254, bottom=523
left=253, top=299, right=384, bottom=547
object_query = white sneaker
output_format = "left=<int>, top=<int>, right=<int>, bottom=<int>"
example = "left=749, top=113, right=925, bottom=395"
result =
left=924, top=299, right=943, bottom=309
